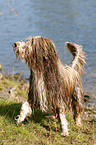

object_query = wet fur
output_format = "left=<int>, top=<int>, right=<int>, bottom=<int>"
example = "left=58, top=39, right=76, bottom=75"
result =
left=13, top=36, right=85, bottom=136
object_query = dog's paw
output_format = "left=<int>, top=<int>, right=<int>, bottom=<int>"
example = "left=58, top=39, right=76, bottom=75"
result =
left=45, top=114, right=56, bottom=120
left=76, top=121, right=82, bottom=127
left=14, top=115, right=23, bottom=126
left=76, top=116, right=82, bottom=126
left=61, top=131, right=69, bottom=136
left=14, top=115, right=20, bottom=125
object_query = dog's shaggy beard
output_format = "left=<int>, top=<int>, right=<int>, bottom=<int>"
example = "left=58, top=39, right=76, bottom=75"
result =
left=13, top=36, right=85, bottom=136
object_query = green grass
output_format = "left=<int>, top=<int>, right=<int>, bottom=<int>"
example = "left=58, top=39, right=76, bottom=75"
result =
left=1, top=79, right=19, bottom=89
left=0, top=99, right=95, bottom=145
left=0, top=85, right=4, bottom=90
left=0, top=76, right=95, bottom=144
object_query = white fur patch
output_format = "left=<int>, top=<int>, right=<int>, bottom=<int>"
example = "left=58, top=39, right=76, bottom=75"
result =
left=77, top=87, right=83, bottom=108
left=76, top=114, right=82, bottom=126
left=17, top=41, right=25, bottom=52
left=34, top=71, right=48, bottom=112
left=16, top=101, right=32, bottom=125
left=35, top=36, right=41, bottom=39
left=59, top=111, right=69, bottom=136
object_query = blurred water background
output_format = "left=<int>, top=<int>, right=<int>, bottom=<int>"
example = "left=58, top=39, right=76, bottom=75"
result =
left=0, top=0, right=96, bottom=95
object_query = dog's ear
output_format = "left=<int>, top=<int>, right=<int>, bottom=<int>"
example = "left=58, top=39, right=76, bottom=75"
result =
left=29, top=37, right=58, bottom=69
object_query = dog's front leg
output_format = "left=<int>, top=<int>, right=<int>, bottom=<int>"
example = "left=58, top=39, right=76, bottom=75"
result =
left=15, top=101, right=32, bottom=125
left=59, top=110, right=69, bottom=136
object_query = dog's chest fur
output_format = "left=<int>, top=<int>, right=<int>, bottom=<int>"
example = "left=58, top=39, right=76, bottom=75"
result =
left=34, top=71, right=48, bottom=112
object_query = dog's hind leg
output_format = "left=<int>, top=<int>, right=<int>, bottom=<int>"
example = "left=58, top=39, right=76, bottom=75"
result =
left=15, top=101, right=32, bottom=125
left=58, top=107, right=69, bottom=136
left=72, top=87, right=84, bottom=126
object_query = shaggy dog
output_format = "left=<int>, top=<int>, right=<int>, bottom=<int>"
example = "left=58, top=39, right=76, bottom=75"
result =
left=13, top=36, right=85, bottom=136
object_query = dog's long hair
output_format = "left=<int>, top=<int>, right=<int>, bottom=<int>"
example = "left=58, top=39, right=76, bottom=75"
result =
left=13, top=36, right=85, bottom=136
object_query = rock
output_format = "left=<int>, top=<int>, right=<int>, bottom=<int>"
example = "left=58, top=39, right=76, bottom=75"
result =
left=9, top=88, right=16, bottom=94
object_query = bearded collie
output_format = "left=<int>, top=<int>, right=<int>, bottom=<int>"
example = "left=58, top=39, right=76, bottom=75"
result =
left=13, top=36, right=85, bottom=136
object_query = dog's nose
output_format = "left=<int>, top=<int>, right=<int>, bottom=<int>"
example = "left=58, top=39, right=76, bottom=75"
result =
left=13, top=43, right=17, bottom=48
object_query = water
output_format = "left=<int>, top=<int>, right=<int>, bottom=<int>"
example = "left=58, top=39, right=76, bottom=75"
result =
left=0, top=0, right=96, bottom=95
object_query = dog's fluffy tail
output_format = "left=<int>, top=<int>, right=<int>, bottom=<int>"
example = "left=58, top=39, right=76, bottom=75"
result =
left=65, top=42, right=85, bottom=77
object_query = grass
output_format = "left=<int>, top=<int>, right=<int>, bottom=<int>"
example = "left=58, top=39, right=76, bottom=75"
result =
left=0, top=99, right=95, bottom=145
left=0, top=85, right=4, bottom=90
left=0, top=76, right=96, bottom=145
left=0, top=77, right=19, bottom=90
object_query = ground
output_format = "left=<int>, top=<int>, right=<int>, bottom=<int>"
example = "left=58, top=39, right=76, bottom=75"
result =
left=0, top=73, right=96, bottom=145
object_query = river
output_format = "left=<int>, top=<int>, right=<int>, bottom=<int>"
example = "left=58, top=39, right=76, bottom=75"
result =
left=0, top=0, right=96, bottom=95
